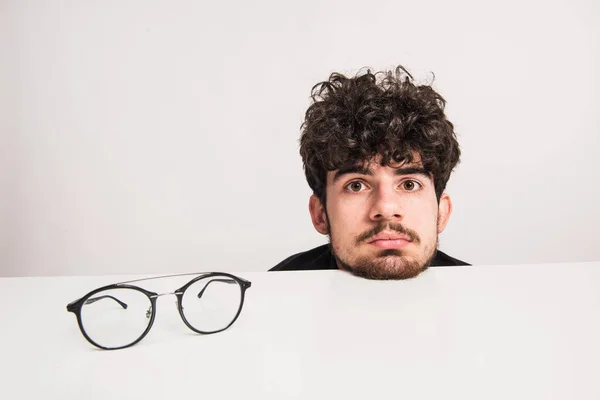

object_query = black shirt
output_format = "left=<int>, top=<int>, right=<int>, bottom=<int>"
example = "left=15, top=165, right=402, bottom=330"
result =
left=270, top=244, right=470, bottom=271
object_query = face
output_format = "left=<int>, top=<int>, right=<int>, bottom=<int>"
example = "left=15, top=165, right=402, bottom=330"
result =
left=309, top=156, right=453, bottom=280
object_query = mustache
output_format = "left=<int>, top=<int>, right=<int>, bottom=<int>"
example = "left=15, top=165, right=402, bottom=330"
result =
left=355, top=222, right=421, bottom=245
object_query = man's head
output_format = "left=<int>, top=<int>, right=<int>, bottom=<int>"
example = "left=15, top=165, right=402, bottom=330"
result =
left=300, top=66, right=461, bottom=280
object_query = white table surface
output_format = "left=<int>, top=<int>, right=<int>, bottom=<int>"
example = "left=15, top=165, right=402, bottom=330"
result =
left=1, top=262, right=600, bottom=399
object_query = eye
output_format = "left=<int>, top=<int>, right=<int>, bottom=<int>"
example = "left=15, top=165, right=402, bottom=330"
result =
left=401, top=180, right=422, bottom=191
left=345, top=181, right=367, bottom=193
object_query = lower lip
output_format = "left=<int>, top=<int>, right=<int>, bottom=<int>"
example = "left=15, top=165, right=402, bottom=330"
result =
left=368, top=239, right=412, bottom=249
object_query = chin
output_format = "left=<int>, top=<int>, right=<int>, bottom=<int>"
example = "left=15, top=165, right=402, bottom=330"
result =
left=339, top=254, right=427, bottom=280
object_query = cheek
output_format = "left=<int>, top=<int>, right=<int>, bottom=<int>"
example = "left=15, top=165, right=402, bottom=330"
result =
left=404, top=199, right=439, bottom=229
left=327, top=200, right=363, bottom=236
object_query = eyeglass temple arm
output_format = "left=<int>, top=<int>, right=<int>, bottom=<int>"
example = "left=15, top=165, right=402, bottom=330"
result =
left=197, top=279, right=238, bottom=298
left=84, top=295, right=128, bottom=309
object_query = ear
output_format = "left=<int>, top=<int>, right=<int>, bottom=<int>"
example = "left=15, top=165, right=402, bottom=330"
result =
left=437, top=193, right=453, bottom=233
left=309, top=194, right=329, bottom=235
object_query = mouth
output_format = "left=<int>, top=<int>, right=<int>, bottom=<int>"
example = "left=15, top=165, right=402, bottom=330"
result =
left=366, top=231, right=412, bottom=250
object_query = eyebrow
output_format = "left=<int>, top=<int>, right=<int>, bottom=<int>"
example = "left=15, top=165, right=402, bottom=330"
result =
left=394, top=167, right=430, bottom=178
left=332, top=165, right=430, bottom=184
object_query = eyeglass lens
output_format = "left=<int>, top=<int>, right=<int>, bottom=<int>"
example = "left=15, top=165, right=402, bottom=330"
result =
left=80, top=287, right=153, bottom=349
left=180, top=276, right=243, bottom=332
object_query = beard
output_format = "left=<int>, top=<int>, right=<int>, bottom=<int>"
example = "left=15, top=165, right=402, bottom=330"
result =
left=329, top=221, right=439, bottom=280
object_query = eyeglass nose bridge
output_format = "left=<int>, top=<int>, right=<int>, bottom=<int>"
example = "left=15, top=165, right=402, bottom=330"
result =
left=150, top=291, right=183, bottom=299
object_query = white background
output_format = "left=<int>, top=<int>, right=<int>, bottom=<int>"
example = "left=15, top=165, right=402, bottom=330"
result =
left=1, top=0, right=599, bottom=276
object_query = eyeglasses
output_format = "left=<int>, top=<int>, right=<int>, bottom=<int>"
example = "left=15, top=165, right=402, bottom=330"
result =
left=66, top=272, right=251, bottom=350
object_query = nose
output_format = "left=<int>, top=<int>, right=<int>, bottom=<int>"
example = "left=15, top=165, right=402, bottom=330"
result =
left=369, top=184, right=403, bottom=222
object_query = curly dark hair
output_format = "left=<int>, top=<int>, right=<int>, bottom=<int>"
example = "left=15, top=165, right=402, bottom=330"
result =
left=300, top=65, right=461, bottom=206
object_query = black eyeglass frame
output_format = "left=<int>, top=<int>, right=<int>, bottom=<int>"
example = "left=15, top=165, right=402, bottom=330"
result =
left=66, top=272, right=252, bottom=350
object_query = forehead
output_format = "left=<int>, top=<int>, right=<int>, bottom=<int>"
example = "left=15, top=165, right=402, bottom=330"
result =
left=348, top=152, right=423, bottom=170
left=364, top=157, right=424, bottom=171
left=326, top=155, right=428, bottom=184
